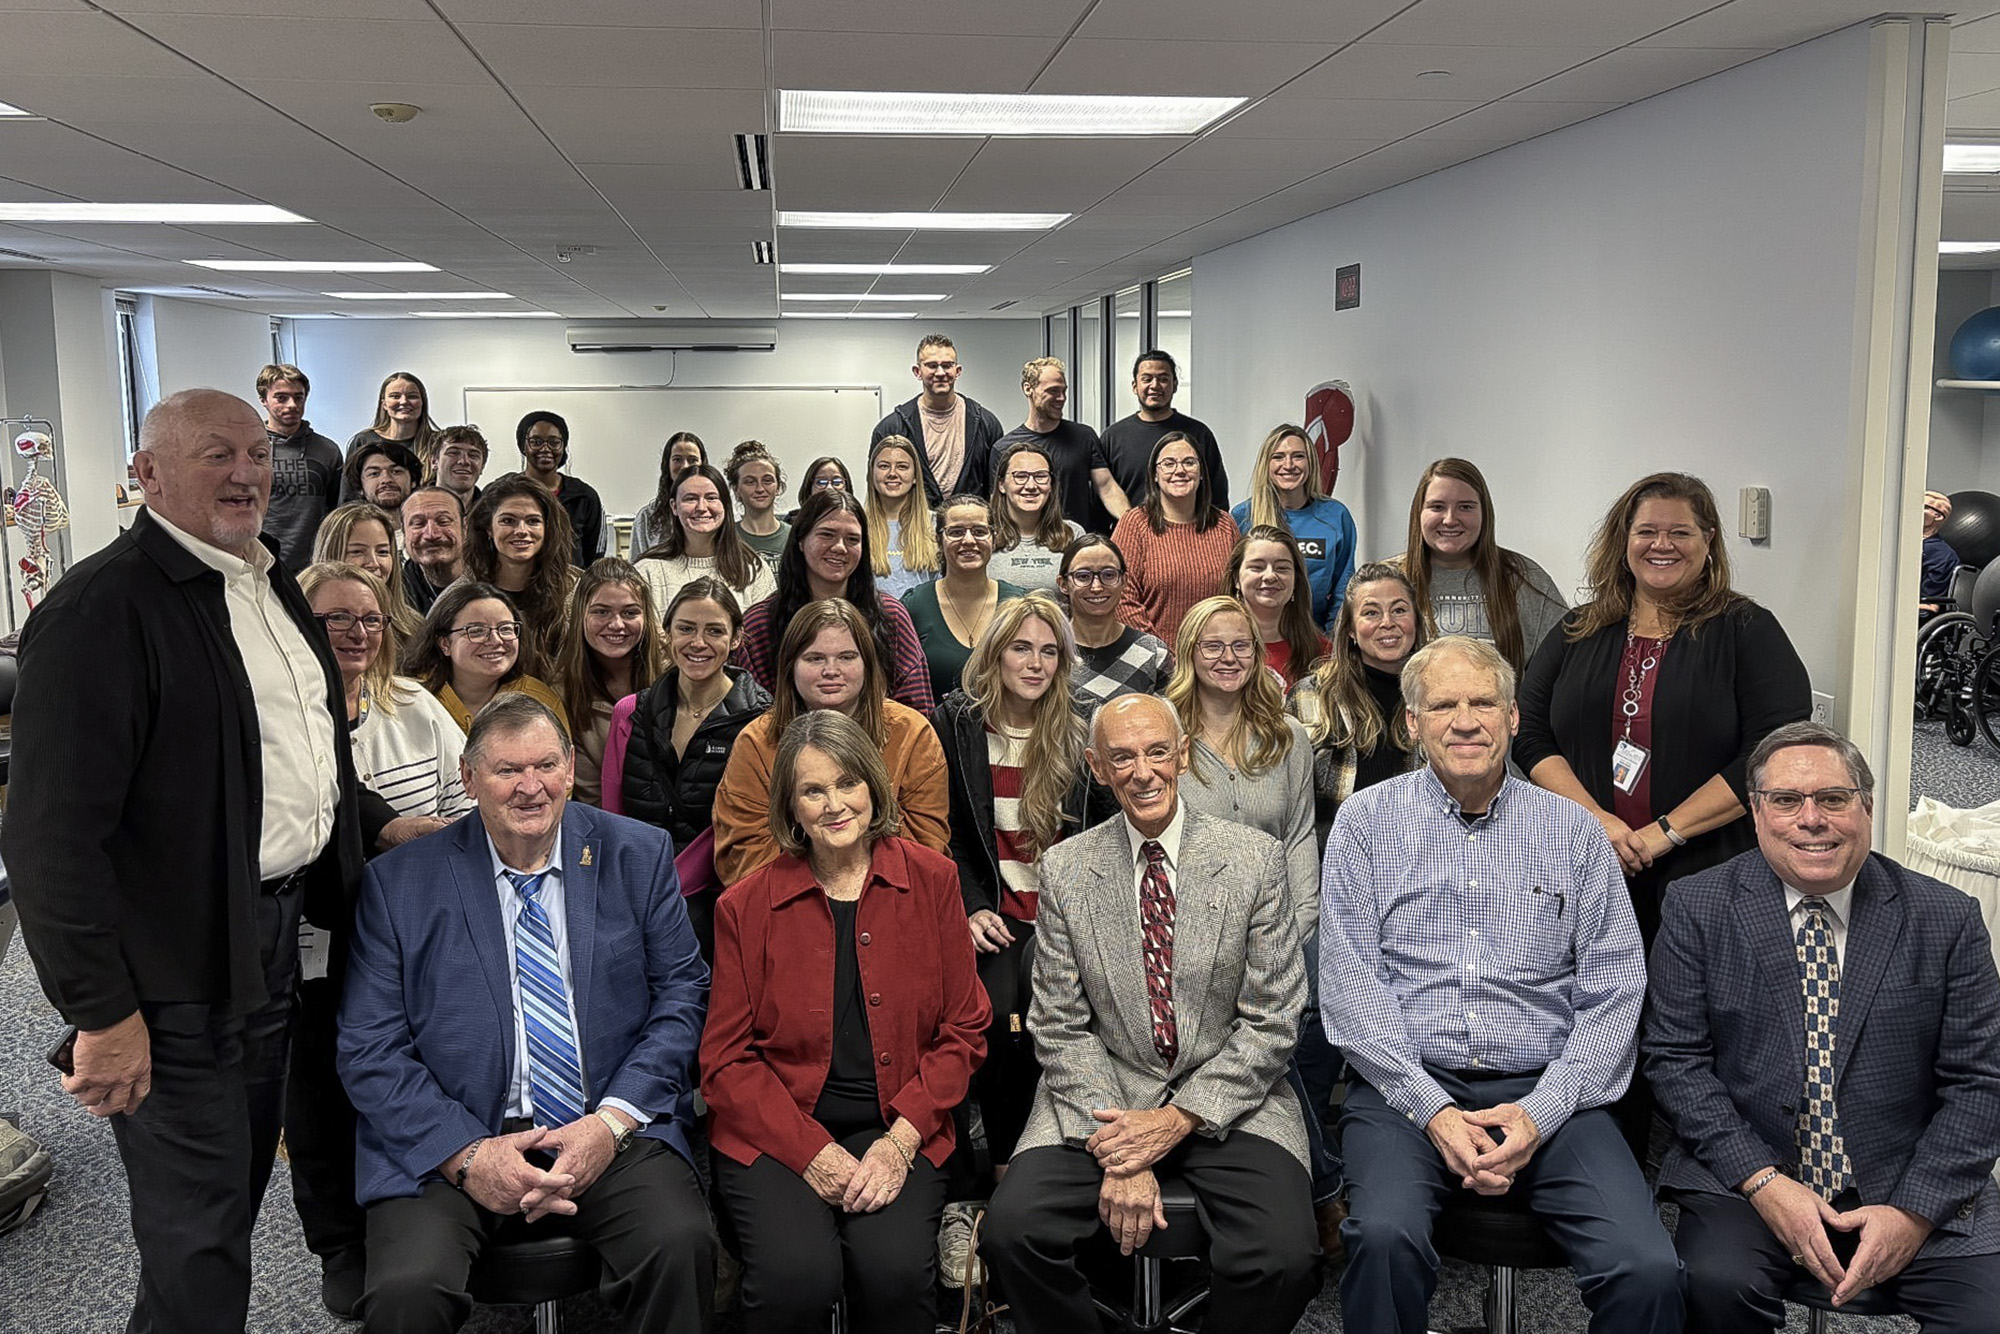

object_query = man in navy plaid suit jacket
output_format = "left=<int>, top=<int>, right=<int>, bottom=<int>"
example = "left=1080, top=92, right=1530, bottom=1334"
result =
left=1645, top=721, right=2000, bottom=1331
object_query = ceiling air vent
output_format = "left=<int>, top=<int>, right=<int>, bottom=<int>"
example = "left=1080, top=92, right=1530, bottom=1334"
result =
left=0, top=246, right=54, bottom=263
left=735, top=133, right=770, bottom=191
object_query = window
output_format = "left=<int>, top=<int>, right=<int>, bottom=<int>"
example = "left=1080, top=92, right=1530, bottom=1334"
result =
left=1155, top=269, right=1193, bottom=418
left=1112, top=285, right=1142, bottom=414
left=1075, top=298, right=1103, bottom=431
left=115, top=297, right=143, bottom=460
left=1045, top=309, right=1071, bottom=363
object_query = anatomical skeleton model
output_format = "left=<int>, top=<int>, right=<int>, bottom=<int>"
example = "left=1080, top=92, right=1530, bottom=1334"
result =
left=11, top=431, right=69, bottom=608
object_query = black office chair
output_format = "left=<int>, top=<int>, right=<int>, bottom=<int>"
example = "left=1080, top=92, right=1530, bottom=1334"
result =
left=1087, top=1172, right=1209, bottom=1334
left=1431, top=1190, right=1569, bottom=1334
left=1780, top=1273, right=1905, bottom=1333
left=467, top=1234, right=602, bottom=1334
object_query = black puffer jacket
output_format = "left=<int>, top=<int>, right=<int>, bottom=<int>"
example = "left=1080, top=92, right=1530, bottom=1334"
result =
left=621, top=667, right=772, bottom=852
left=930, top=689, right=1118, bottom=918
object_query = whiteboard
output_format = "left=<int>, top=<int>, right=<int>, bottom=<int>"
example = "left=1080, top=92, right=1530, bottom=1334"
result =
left=461, top=384, right=886, bottom=519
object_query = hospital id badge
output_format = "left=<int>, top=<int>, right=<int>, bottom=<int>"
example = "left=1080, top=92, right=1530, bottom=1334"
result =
left=1610, top=738, right=1650, bottom=794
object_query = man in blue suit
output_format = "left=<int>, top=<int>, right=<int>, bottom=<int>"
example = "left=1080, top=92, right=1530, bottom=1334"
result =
left=1645, top=720, right=2000, bottom=1331
left=338, top=694, right=715, bottom=1333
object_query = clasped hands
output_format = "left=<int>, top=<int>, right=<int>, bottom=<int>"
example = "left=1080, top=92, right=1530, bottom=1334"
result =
left=445, top=1109, right=631, bottom=1222
left=803, top=1118, right=922, bottom=1214
left=1426, top=1102, right=1541, bottom=1195
left=1594, top=812, right=1670, bottom=878
left=1088, top=1105, right=1200, bottom=1255
left=1743, top=1169, right=1934, bottom=1305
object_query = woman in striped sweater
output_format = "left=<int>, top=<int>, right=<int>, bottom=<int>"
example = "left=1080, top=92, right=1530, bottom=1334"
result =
left=1111, top=429, right=1241, bottom=648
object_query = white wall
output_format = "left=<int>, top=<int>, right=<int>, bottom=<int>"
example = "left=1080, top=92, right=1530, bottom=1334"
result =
left=1194, top=23, right=1884, bottom=688
left=150, top=296, right=275, bottom=402
left=1929, top=269, right=1993, bottom=495
left=284, top=317, right=1041, bottom=469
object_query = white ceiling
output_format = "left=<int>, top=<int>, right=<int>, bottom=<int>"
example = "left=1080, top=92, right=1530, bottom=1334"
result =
left=0, top=0, right=1953, bottom=315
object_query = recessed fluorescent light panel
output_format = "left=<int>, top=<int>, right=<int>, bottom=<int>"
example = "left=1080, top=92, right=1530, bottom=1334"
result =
left=782, top=292, right=947, bottom=302
left=0, top=203, right=309, bottom=223
left=409, top=311, right=560, bottom=319
left=779, top=90, right=1245, bottom=137
left=783, top=311, right=917, bottom=319
left=780, top=211, right=1065, bottom=231
left=1941, top=241, right=2000, bottom=254
left=1945, top=144, right=2000, bottom=173
left=780, top=263, right=989, bottom=275
left=191, top=260, right=439, bottom=273
left=324, top=291, right=512, bottom=300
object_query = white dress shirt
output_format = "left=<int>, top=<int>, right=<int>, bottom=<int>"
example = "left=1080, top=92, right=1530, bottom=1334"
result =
left=486, top=832, right=648, bottom=1128
left=1122, top=803, right=1187, bottom=909
left=153, top=512, right=337, bottom=879
left=1783, top=881, right=1855, bottom=968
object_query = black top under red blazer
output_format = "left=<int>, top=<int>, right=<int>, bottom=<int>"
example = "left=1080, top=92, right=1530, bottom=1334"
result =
left=1513, top=598, right=1810, bottom=933
left=4, top=509, right=371, bottom=1029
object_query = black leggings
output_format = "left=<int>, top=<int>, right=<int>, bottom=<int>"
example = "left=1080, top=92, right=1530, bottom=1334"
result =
left=972, top=922, right=1039, bottom=1164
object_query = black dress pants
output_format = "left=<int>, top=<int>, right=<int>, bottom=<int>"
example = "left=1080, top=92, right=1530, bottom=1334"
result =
left=362, top=1139, right=717, bottom=1334
left=108, top=880, right=301, bottom=1334
left=1675, top=1187, right=2000, bottom=1334
left=712, top=1126, right=948, bottom=1334
left=982, top=1132, right=1321, bottom=1334
left=972, top=924, right=1039, bottom=1165
left=285, top=972, right=365, bottom=1262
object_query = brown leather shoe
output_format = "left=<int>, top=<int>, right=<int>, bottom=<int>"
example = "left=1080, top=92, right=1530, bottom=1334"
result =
left=1316, top=1196, right=1348, bottom=1265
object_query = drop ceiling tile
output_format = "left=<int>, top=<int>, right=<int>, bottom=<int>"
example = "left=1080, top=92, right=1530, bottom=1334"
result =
left=769, top=0, right=1085, bottom=37
left=1951, top=52, right=2000, bottom=101
left=0, top=13, right=211, bottom=77
left=129, top=15, right=493, bottom=85
left=771, top=32, right=1062, bottom=91
left=439, top=0, right=759, bottom=25
left=458, top=23, right=765, bottom=89
left=516, top=87, right=767, bottom=164
left=99, top=0, right=424, bottom=15
left=1078, top=0, right=1406, bottom=44
left=1508, top=46, right=1760, bottom=103
left=1217, top=95, right=1479, bottom=140
left=1956, top=13, right=2000, bottom=55
left=1411, top=98, right=1619, bottom=142
left=1032, top=37, right=1339, bottom=97
left=1372, top=0, right=1712, bottom=48
left=1287, top=42, right=1606, bottom=102
left=584, top=160, right=753, bottom=198
left=1164, top=135, right=1384, bottom=172
left=769, top=137, right=984, bottom=201
left=1638, top=0, right=1888, bottom=51
left=1948, top=88, right=2000, bottom=131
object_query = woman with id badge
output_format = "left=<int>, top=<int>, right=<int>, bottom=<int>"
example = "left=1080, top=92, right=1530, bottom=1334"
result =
left=1515, top=471, right=1810, bottom=946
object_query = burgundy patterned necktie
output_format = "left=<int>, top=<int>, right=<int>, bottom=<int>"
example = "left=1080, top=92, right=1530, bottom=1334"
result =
left=1139, top=839, right=1178, bottom=1067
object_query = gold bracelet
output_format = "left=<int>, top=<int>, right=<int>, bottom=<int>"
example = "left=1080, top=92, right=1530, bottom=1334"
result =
left=881, top=1132, right=915, bottom=1170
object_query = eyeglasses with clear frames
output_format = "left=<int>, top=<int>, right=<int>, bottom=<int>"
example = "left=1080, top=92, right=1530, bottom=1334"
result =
left=1006, top=471, right=1052, bottom=486
left=1750, top=786, right=1865, bottom=815
left=1196, top=639, right=1255, bottom=661
left=1105, top=743, right=1179, bottom=774
left=813, top=477, right=847, bottom=490
left=448, top=621, right=522, bottom=643
left=315, top=611, right=385, bottom=635
left=942, top=525, right=992, bottom=541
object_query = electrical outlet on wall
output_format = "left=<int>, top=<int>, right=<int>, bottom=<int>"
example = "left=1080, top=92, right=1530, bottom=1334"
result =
left=1811, top=690, right=1834, bottom=726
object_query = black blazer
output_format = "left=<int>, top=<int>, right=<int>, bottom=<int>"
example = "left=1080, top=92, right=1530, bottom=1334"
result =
left=4, top=509, right=370, bottom=1029
left=1513, top=599, right=1810, bottom=932
left=620, top=666, right=772, bottom=853
left=930, top=689, right=1116, bottom=918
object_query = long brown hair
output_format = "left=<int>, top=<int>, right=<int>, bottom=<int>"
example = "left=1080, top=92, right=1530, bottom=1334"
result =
left=864, top=435, right=939, bottom=577
left=401, top=581, right=527, bottom=695
left=1297, top=562, right=1425, bottom=756
left=636, top=463, right=764, bottom=592
left=1401, top=457, right=1538, bottom=672
left=770, top=598, right=886, bottom=746
left=557, top=558, right=666, bottom=729
left=638, top=431, right=706, bottom=542
left=989, top=439, right=1073, bottom=552
left=962, top=593, right=1083, bottom=857
left=1140, top=431, right=1223, bottom=535
left=464, top=475, right=576, bottom=677
left=1164, top=595, right=1294, bottom=778
left=366, top=370, right=440, bottom=461
left=1226, top=524, right=1322, bottom=676
left=1570, top=471, right=1742, bottom=639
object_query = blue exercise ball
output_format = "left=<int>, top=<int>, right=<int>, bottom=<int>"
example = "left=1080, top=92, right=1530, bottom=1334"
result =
left=1950, top=307, right=2000, bottom=381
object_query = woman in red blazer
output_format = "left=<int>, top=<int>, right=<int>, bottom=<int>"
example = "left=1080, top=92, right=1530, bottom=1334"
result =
left=701, top=710, right=988, bottom=1334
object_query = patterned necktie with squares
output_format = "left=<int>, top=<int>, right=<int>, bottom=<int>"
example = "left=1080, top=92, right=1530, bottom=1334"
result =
left=1795, top=897, right=1851, bottom=1197
left=1139, top=840, right=1178, bottom=1067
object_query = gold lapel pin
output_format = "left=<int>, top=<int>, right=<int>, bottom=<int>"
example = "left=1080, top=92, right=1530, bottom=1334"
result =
left=579, top=845, right=593, bottom=867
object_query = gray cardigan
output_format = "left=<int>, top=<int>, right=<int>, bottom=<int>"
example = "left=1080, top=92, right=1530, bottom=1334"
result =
left=1177, top=717, right=1320, bottom=938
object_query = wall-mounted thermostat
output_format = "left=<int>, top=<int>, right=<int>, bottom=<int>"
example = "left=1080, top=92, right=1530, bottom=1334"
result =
left=1738, top=486, right=1771, bottom=541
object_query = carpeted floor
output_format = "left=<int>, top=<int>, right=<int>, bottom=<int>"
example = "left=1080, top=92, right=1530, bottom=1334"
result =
left=1909, top=714, right=2000, bottom=812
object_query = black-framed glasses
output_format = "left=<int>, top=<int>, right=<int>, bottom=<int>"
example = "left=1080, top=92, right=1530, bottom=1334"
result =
left=447, top=621, right=522, bottom=643
left=1750, top=786, right=1865, bottom=815
left=1065, top=567, right=1123, bottom=586
left=315, top=611, right=386, bottom=635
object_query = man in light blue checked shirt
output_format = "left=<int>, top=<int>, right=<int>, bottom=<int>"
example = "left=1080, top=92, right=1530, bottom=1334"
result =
left=1321, top=635, right=1683, bottom=1333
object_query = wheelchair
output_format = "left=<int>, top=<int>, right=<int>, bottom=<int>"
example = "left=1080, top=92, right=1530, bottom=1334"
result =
left=1916, top=559, right=2000, bottom=746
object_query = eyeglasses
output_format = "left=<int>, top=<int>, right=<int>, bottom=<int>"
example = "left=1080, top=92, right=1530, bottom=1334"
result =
left=813, top=477, right=848, bottom=490
left=1156, top=459, right=1199, bottom=475
left=448, top=620, right=522, bottom=643
left=523, top=434, right=566, bottom=447
left=942, top=525, right=992, bottom=541
left=315, top=611, right=385, bottom=635
left=1006, top=471, right=1052, bottom=486
left=1196, top=639, right=1255, bottom=661
left=1751, top=786, right=1865, bottom=815
left=1064, top=567, right=1123, bottom=586
left=1104, top=744, right=1179, bottom=774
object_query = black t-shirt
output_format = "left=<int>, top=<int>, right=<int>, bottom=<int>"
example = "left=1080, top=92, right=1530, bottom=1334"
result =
left=811, top=898, right=883, bottom=1134
left=555, top=475, right=606, bottom=567
left=991, top=420, right=1112, bottom=535
left=1099, top=411, right=1230, bottom=515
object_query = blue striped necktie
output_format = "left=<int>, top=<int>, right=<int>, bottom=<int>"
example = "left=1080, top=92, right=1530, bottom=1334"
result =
left=507, top=869, right=586, bottom=1129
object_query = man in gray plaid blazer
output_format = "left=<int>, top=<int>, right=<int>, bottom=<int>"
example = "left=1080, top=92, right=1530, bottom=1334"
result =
left=981, top=693, right=1320, bottom=1334
left=1645, top=721, right=2000, bottom=1330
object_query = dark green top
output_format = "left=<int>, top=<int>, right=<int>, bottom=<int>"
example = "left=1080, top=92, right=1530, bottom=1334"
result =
left=900, top=579, right=1027, bottom=705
